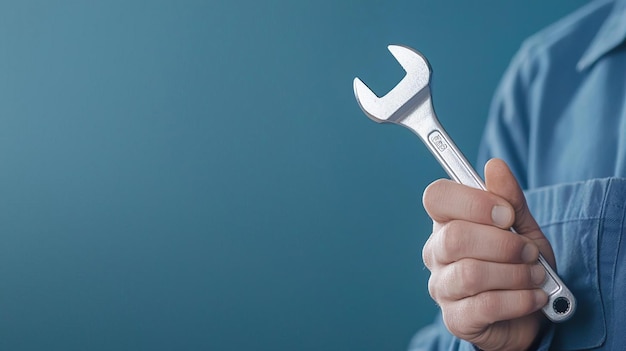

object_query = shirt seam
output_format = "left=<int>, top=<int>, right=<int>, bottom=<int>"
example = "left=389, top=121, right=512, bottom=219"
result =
left=538, top=217, right=603, bottom=227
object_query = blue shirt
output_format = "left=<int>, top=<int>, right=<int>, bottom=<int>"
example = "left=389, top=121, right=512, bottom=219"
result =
left=409, top=0, right=626, bottom=349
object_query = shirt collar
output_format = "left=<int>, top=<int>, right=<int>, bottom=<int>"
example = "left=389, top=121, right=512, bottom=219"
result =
left=577, top=0, right=626, bottom=71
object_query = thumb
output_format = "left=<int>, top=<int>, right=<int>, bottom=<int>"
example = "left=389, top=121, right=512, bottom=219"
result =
left=484, top=158, right=556, bottom=269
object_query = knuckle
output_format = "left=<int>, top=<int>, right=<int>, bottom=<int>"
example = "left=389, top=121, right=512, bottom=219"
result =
left=427, top=275, right=438, bottom=301
left=456, top=260, right=482, bottom=295
left=439, top=221, right=465, bottom=261
left=475, top=293, right=500, bottom=324
left=422, top=236, right=434, bottom=269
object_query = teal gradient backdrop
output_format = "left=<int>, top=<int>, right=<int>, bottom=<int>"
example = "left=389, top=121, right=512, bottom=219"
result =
left=0, top=1, right=587, bottom=350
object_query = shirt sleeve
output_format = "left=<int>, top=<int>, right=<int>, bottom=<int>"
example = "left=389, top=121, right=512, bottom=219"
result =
left=477, top=41, right=537, bottom=189
left=477, top=42, right=558, bottom=350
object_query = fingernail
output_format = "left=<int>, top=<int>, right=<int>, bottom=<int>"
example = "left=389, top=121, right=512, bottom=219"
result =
left=491, top=205, right=512, bottom=227
left=522, top=244, right=538, bottom=263
left=531, top=264, right=546, bottom=286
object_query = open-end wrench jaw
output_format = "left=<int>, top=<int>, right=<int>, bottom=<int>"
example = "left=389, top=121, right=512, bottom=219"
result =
left=353, top=45, right=432, bottom=123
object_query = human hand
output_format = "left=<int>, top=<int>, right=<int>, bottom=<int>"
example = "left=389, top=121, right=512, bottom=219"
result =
left=421, top=158, right=556, bottom=350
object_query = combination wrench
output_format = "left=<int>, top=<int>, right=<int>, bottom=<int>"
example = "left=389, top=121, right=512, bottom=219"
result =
left=353, top=45, right=576, bottom=322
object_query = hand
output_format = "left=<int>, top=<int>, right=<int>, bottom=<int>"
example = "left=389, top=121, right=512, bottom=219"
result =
left=421, top=158, right=556, bottom=351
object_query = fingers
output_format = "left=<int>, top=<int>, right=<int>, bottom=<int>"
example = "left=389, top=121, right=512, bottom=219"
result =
left=443, top=289, right=548, bottom=335
left=423, top=221, right=538, bottom=267
left=420, top=159, right=551, bottom=350
left=484, top=158, right=539, bottom=235
left=429, top=260, right=546, bottom=301
left=423, top=179, right=515, bottom=230
left=484, top=158, right=556, bottom=268
left=422, top=159, right=556, bottom=269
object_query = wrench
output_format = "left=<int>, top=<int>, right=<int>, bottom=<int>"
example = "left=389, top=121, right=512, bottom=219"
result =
left=353, top=45, right=576, bottom=323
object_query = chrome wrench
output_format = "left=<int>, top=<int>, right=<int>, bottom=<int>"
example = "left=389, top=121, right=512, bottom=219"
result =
left=353, top=45, right=576, bottom=322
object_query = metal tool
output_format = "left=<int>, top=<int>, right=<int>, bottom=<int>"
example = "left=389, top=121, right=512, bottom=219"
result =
left=353, top=44, right=576, bottom=322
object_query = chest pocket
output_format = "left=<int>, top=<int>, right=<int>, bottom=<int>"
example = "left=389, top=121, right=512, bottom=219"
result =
left=524, top=178, right=626, bottom=350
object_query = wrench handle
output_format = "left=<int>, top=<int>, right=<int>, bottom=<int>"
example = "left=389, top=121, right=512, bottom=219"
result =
left=422, top=127, right=576, bottom=323
left=426, top=130, right=485, bottom=188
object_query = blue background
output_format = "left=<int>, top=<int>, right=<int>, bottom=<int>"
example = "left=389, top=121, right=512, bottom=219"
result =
left=0, top=1, right=588, bottom=350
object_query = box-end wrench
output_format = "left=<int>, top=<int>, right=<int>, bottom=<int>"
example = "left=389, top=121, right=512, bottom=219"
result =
left=353, top=45, right=576, bottom=323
